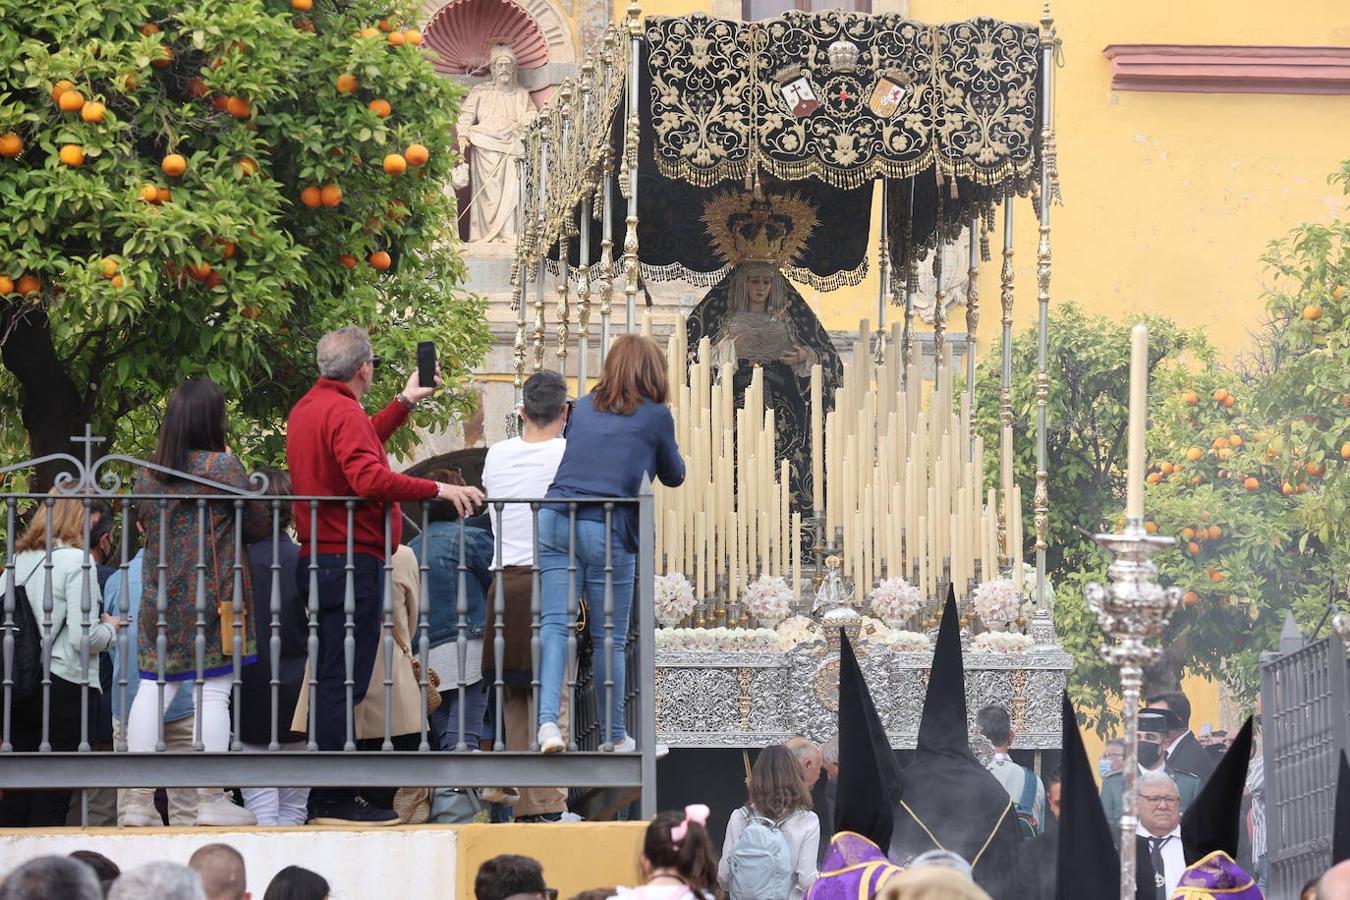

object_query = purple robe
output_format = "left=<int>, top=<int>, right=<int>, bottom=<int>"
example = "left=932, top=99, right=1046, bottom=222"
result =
left=1170, top=851, right=1264, bottom=899
left=806, top=831, right=904, bottom=900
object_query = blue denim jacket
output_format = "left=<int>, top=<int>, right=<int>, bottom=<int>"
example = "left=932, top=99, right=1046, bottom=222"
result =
left=408, top=521, right=494, bottom=648
left=104, top=552, right=195, bottom=723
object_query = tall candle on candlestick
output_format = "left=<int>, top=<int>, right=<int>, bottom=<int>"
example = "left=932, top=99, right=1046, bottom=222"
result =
left=1126, top=322, right=1148, bottom=519
left=811, top=365, right=823, bottom=512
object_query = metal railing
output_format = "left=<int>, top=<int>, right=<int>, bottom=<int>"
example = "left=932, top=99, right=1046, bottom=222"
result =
left=1260, top=619, right=1350, bottom=897
left=0, top=433, right=657, bottom=824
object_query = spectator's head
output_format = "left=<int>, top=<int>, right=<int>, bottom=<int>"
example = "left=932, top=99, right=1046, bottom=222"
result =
left=976, top=704, right=1014, bottom=750
left=0, top=856, right=102, bottom=900
left=15, top=492, right=93, bottom=554
left=69, top=851, right=119, bottom=897
left=749, top=743, right=813, bottom=820
left=565, top=892, right=615, bottom=900
left=1046, top=767, right=1062, bottom=820
left=785, top=735, right=823, bottom=785
left=87, top=502, right=117, bottom=565
left=876, top=863, right=991, bottom=899
left=107, top=862, right=205, bottom=900
left=1145, top=691, right=1193, bottom=739
left=472, top=855, right=547, bottom=900
left=260, top=867, right=327, bottom=900
left=149, top=378, right=228, bottom=476
left=591, top=334, right=668, bottom=416
left=252, top=469, right=293, bottom=534
left=188, top=844, right=248, bottom=900
left=640, top=807, right=718, bottom=895
left=1136, top=769, right=1181, bottom=837
left=422, top=468, right=469, bottom=522
left=1099, top=738, right=1125, bottom=776
left=316, top=326, right=376, bottom=397
left=1319, top=859, right=1350, bottom=900
left=820, top=734, right=840, bottom=780
left=520, top=371, right=569, bottom=437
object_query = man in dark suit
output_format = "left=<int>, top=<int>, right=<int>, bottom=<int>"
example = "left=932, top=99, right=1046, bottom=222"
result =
left=1146, top=691, right=1218, bottom=785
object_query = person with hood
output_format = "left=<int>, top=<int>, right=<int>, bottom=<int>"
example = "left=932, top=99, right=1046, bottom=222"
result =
left=889, top=591, right=1025, bottom=899
left=1101, top=709, right=1202, bottom=832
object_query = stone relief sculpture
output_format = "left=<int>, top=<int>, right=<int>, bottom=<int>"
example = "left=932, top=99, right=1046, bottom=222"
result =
left=909, top=225, right=972, bottom=325
left=456, top=45, right=537, bottom=243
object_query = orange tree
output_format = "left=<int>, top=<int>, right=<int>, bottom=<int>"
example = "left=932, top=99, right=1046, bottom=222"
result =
left=0, top=0, right=488, bottom=484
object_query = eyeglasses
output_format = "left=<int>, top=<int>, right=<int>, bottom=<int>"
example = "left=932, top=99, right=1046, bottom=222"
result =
left=1104, top=750, right=1124, bottom=759
left=366, top=355, right=382, bottom=371
left=1139, top=794, right=1180, bottom=807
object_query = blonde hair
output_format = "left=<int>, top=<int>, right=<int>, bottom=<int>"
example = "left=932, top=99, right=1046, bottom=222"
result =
left=15, top=492, right=91, bottom=553
left=877, top=867, right=992, bottom=900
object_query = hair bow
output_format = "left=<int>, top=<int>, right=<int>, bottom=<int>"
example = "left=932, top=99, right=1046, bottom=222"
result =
left=671, top=804, right=710, bottom=844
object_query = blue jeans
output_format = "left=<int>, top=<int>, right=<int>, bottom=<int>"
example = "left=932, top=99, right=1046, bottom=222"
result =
left=536, top=508, right=635, bottom=744
left=430, top=680, right=488, bottom=751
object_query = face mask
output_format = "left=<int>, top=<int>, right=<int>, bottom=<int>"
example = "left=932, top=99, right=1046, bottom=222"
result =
left=1098, top=758, right=1113, bottom=778
left=1137, top=741, right=1161, bottom=769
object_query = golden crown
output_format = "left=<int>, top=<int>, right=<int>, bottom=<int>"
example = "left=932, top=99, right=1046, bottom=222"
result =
left=702, top=190, right=819, bottom=268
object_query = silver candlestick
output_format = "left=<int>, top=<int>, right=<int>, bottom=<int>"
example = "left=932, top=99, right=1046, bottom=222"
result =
left=1084, top=516, right=1181, bottom=900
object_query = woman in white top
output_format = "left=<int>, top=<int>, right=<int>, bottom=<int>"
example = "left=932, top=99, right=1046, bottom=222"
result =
left=1, top=494, right=123, bottom=826
left=719, top=743, right=820, bottom=900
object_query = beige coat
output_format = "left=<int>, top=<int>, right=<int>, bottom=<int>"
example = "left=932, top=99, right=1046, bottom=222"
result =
left=292, top=545, right=425, bottom=739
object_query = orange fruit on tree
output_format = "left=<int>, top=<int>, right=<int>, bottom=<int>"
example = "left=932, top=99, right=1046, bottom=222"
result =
left=0, top=133, right=22, bottom=157
left=1334, top=285, right=1347, bottom=300
left=156, top=186, right=172, bottom=203
left=161, top=153, right=187, bottom=177
left=1186, top=541, right=1200, bottom=556
left=405, top=143, right=429, bottom=166
left=219, top=240, right=236, bottom=260
left=300, top=185, right=322, bottom=208
left=336, top=73, right=358, bottom=94
left=387, top=30, right=406, bottom=46
left=205, top=271, right=223, bottom=289
left=359, top=26, right=380, bottom=38
left=1160, top=462, right=1174, bottom=475
left=1180, top=390, right=1199, bottom=406
left=1243, top=476, right=1260, bottom=492
left=1217, top=447, right=1233, bottom=461
left=1229, top=434, right=1243, bottom=447
left=110, top=274, right=124, bottom=289
left=1306, top=461, right=1326, bottom=477
left=1144, top=520, right=1158, bottom=534
left=211, top=94, right=230, bottom=111
left=1282, top=481, right=1294, bottom=496
left=292, top=0, right=313, bottom=8
left=151, top=46, right=173, bottom=69
left=140, top=23, right=159, bottom=35
left=1341, top=441, right=1350, bottom=461
left=1211, top=436, right=1228, bottom=450
left=15, top=274, right=41, bottom=295
left=1302, top=304, right=1323, bottom=321
left=242, top=305, right=260, bottom=319
left=225, top=96, right=251, bottom=118
left=319, top=183, right=343, bottom=207
left=1221, top=395, right=1235, bottom=408
left=383, top=153, right=407, bottom=175
left=338, top=254, right=357, bottom=269
left=1213, top=388, right=1230, bottom=403
left=58, top=144, right=85, bottom=166
left=80, top=101, right=106, bottom=123
left=1182, top=591, right=1200, bottom=607
left=58, top=89, right=86, bottom=112
left=188, top=78, right=209, bottom=98
left=1207, top=525, right=1222, bottom=540
left=1180, top=526, right=1195, bottom=541
left=1209, top=569, right=1225, bottom=583
left=378, top=17, right=394, bottom=31
left=369, top=250, right=391, bottom=271
left=100, top=258, right=118, bottom=277
left=368, top=98, right=392, bottom=118
left=187, top=261, right=213, bottom=281
left=404, top=29, right=422, bottom=46
left=123, top=71, right=141, bottom=90
left=1146, top=472, right=1162, bottom=485
left=1185, top=447, right=1203, bottom=462
left=0, top=275, right=12, bottom=294
left=237, top=157, right=259, bottom=175
left=1297, top=482, right=1310, bottom=493
left=1189, top=475, right=1203, bottom=485
left=50, top=80, right=75, bottom=102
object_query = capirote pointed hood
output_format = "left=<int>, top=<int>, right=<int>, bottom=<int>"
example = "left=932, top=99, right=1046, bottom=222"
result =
left=833, top=628, right=902, bottom=851
left=1180, top=717, right=1254, bottom=865
left=916, top=587, right=973, bottom=760
left=1334, top=750, right=1350, bottom=865
left=1054, top=692, right=1119, bottom=900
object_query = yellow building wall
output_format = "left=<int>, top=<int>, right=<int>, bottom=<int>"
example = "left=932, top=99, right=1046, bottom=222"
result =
left=456, top=822, right=646, bottom=898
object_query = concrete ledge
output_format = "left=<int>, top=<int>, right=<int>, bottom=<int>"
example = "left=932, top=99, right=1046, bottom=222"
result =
left=1103, top=44, right=1350, bottom=94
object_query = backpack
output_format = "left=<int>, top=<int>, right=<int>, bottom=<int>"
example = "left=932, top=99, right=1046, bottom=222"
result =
left=0, top=575, right=43, bottom=703
left=1014, top=767, right=1040, bottom=839
left=726, top=807, right=796, bottom=900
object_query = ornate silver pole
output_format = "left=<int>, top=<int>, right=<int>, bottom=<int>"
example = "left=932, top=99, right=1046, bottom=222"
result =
left=1085, top=521, right=1181, bottom=900
left=998, top=197, right=1014, bottom=565
left=965, top=217, right=979, bottom=432
left=621, top=0, right=642, bottom=334
left=874, top=179, right=888, bottom=367
left=533, top=109, right=551, bottom=373
left=1031, top=3, right=1055, bottom=634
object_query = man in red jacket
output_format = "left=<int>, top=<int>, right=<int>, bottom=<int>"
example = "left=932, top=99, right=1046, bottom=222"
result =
left=287, top=326, right=481, bottom=825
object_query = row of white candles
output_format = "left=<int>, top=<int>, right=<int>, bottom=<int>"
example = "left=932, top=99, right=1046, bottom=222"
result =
left=650, top=315, right=1027, bottom=608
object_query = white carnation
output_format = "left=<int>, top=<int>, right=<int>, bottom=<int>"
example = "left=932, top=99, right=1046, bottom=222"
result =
left=742, top=575, right=793, bottom=627
left=654, top=573, right=697, bottom=627
left=868, top=576, right=924, bottom=627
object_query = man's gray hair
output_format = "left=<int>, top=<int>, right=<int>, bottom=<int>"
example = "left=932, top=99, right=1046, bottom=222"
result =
left=0, top=856, right=102, bottom=900
left=188, top=843, right=247, bottom=900
left=1136, top=769, right=1180, bottom=798
left=316, top=326, right=373, bottom=381
left=785, top=735, right=821, bottom=764
left=820, top=734, right=840, bottom=768
left=108, top=862, right=205, bottom=900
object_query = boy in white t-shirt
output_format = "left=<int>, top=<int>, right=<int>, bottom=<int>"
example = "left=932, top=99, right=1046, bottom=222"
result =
left=480, top=370, right=569, bottom=820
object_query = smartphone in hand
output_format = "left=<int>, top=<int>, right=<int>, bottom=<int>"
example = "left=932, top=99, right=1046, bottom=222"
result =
left=417, top=341, right=437, bottom=388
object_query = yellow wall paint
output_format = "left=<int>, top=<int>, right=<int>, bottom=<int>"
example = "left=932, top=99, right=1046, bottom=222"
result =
left=602, top=0, right=1350, bottom=350
left=456, top=821, right=646, bottom=899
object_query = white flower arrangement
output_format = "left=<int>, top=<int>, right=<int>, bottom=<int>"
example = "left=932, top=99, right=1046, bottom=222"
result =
left=972, top=578, right=1021, bottom=628
left=860, top=616, right=892, bottom=642
left=885, top=630, right=933, bottom=652
left=970, top=632, right=1034, bottom=653
left=654, top=627, right=786, bottom=653
left=654, top=573, right=697, bottom=627
left=868, top=576, right=924, bottom=627
left=742, top=575, right=793, bottom=627
left=776, top=615, right=822, bottom=648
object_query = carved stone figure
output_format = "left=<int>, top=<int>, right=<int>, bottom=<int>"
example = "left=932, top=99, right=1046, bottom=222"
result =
left=456, top=45, right=537, bottom=243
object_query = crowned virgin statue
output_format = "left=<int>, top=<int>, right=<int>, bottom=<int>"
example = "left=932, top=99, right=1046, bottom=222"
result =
left=685, top=192, right=843, bottom=516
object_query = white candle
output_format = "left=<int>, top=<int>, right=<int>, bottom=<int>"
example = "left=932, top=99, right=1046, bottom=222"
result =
left=792, top=512, right=802, bottom=603
left=1127, top=322, right=1148, bottom=519
left=811, top=365, right=823, bottom=512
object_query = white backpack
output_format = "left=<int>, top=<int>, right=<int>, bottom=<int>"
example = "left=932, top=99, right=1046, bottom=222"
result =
left=726, top=807, right=795, bottom=900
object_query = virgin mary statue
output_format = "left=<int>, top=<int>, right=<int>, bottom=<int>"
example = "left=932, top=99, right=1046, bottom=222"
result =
left=685, top=191, right=842, bottom=515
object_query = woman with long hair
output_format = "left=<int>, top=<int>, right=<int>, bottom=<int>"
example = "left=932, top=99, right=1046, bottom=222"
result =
left=263, top=865, right=330, bottom=900
left=535, top=334, right=685, bottom=753
left=1, top=495, right=123, bottom=826
left=123, top=377, right=268, bottom=827
left=611, top=806, right=720, bottom=899
left=719, top=743, right=820, bottom=899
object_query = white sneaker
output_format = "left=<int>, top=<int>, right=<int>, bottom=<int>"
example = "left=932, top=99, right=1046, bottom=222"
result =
left=195, top=790, right=257, bottom=827
left=537, top=723, right=565, bottom=753
left=121, top=789, right=160, bottom=827
left=613, top=735, right=670, bottom=759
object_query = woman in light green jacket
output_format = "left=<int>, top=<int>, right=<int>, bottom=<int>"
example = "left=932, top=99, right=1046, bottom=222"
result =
left=2, top=493, right=123, bottom=826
